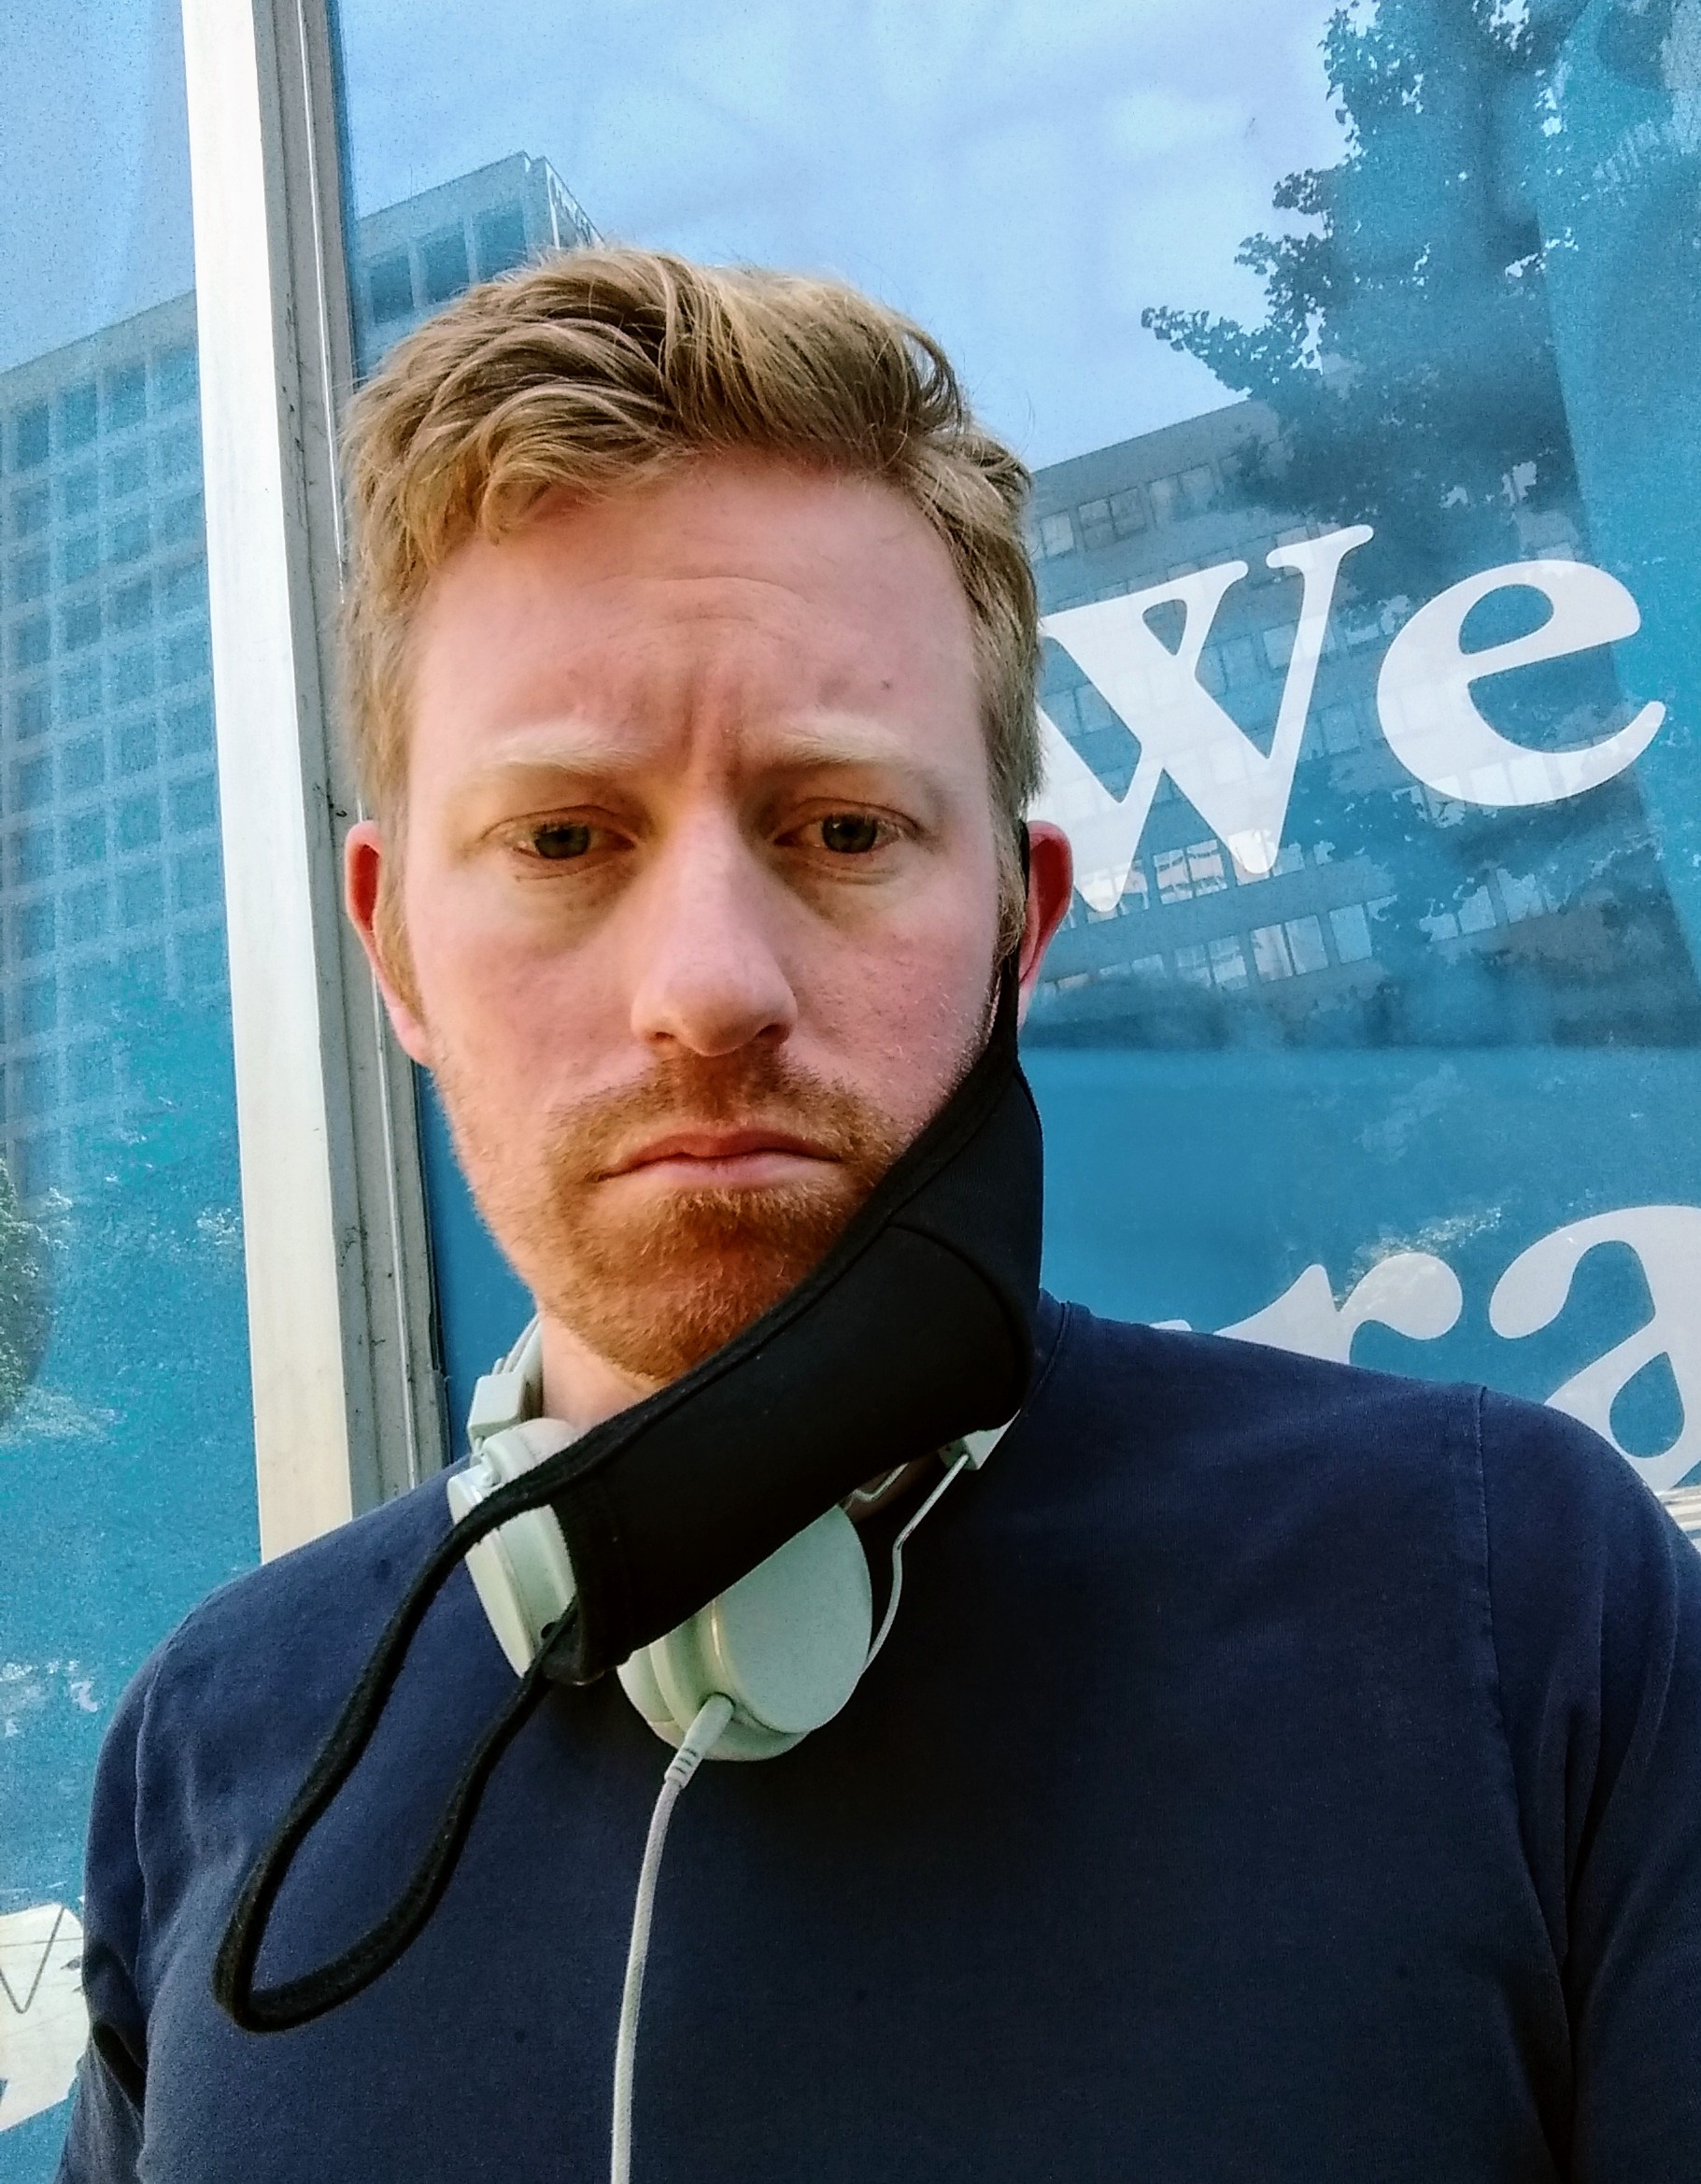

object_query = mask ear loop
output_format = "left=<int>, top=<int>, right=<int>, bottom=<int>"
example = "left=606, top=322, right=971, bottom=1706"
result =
left=215, top=930, right=1036, bottom=2035
left=211, top=1504, right=570, bottom=2031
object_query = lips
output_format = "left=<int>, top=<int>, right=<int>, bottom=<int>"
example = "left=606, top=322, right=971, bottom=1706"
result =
left=605, top=1127, right=838, bottom=1178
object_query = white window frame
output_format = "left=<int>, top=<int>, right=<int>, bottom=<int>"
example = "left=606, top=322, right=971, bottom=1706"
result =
left=180, top=0, right=446, bottom=1555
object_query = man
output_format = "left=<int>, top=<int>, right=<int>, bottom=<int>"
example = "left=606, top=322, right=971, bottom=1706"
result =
left=61, top=250, right=1700, bottom=2181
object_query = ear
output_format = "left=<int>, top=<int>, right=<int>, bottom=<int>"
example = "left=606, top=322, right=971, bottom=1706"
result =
left=344, top=819, right=434, bottom=1067
left=1015, top=821, right=1073, bottom=1024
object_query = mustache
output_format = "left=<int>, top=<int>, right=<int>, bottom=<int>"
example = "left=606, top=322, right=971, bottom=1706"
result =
left=545, top=1047, right=901, bottom=1184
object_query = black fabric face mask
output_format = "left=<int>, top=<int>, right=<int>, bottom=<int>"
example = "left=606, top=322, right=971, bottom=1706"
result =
left=214, top=943, right=1043, bottom=2033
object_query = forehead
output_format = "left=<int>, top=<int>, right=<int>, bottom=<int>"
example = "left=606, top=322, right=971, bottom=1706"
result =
left=405, top=455, right=983, bottom=778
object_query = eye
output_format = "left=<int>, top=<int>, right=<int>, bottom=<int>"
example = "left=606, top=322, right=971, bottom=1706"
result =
left=815, top=812, right=886, bottom=856
left=525, top=820, right=598, bottom=860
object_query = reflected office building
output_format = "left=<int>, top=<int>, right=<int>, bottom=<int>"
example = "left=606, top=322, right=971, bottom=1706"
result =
left=1023, top=402, right=1701, bottom=1051
left=0, top=154, right=595, bottom=1211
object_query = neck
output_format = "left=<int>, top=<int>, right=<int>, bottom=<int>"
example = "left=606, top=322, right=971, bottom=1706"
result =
left=538, top=1312, right=662, bottom=1434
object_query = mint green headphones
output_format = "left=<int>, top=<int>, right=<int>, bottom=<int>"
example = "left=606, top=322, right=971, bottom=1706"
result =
left=447, top=1320, right=1007, bottom=1760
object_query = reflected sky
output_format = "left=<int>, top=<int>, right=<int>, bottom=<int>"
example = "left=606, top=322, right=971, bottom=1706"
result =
left=333, top=0, right=1346, bottom=464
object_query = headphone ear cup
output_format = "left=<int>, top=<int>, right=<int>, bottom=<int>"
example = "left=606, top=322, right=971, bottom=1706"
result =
left=617, top=1506, right=872, bottom=1761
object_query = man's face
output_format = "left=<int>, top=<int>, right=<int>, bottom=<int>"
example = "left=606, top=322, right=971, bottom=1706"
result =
left=347, top=455, right=1069, bottom=1396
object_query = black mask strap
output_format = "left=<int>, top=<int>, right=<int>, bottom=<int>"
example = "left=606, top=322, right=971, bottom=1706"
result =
left=215, top=929, right=1039, bottom=2033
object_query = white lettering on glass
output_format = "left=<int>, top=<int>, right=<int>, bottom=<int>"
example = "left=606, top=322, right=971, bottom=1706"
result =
left=1219, top=1251, right=1463, bottom=1364
left=1375, top=559, right=1665, bottom=806
left=1035, top=541, right=1666, bottom=910
left=1035, top=526, right=1372, bottom=911
left=0, top=1903, right=87, bottom=2132
left=1489, top=1205, right=1701, bottom=1494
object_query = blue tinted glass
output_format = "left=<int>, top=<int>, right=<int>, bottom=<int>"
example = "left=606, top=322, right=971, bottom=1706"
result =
left=333, top=2, right=1701, bottom=1524
left=0, top=4, right=254, bottom=2168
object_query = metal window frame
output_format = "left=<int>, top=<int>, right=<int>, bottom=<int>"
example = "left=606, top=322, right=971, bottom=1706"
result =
left=179, top=0, right=447, bottom=1556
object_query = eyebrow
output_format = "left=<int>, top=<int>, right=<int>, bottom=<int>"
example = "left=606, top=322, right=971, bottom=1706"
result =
left=461, top=711, right=943, bottom=787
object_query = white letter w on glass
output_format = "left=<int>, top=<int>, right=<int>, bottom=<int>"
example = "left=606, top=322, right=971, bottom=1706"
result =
left=1034, top=526, right=1373, bottom=913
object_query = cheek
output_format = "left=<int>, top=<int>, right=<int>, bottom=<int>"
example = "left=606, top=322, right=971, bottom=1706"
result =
left=797, top=905, right=996, bottom=1132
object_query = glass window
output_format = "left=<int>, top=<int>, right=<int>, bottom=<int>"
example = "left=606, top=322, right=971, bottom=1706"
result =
left=475, top=200, right=529, bottom=278
left=106, top=362, right=147, bottom=432
left=111, top=575, right=153, bottom=631
left=367, top=248, right=415, bottom=322
left=62, top=531, right=100, bottom=584
left=419, top=224, right=472, bottom=304
left=11, top=482, right=50, bottom=534
left=60, top=378, right=98, bottom=449
left=108, top=510, right=150, bottom=563
left=333, top=0, right=1701, bottom=1699
left=8, top=547, right=49, bottom=603
left=168, top=771, right=216, bottom=834
left=116, top=791, right=162, bottom=850
left=2, top=17, right=249, bottom=2146
left=12, top=399, right=50, bottom=469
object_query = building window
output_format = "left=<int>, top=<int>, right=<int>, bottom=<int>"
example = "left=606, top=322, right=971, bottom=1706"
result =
left=117, top=715, right=158, bottom=773
left=157, top=490, right=201, bottom=546
left=1209, top=936, right=1250, bottom=988
left=475, top=201, right=529, bottom=277
left=21, top=973, right=57, bottom=1036
left=12, top=401, right=50, bottom=470
left=1173, top=943, right=1212, bottom=988
left=117, top=792, right=161, bottom=849
left=14, top=824, right=55, bottom=884
left=1077, top=498, right=1115, bottom=552
left=1319, top=702, right=1361, bottom=755
left=109, top=511, right=150, bottom=563
left=10, top=483, right=50, bottom=534
left=12, top=1056, right=58, bottom=1122
left=161, top=558, right=205, bottom=617
left=1284, top=915, right=1329, bottom=974
left=1185, top=841, right=1228, bottom=894
left=16, top=898, right=54, bottom=959
left=164, top=627, right=209, bottom=685
left=64, top=811, right=108, bottom=870
left=168, top=771, right=217, bottom=834
left=13, top=683, right=50, bottom=737
left=12, top=755, right=51, bottom=810
left=157, top=422, right=199, bottom=482
left=156, top=343, right=198, bottom=409
left=173, top=844, right=221, bottom=910
left=7, top=547, right=49, bottom=603
left=368, top=248, right=415, bottom=322
left=62, top=465, right=98, bottom=518
left=61, top=661, right=102, bottom=718
left=1037, top=511, right=1075, bottom=559
left=12, top=615, right=50, bottom=669
left=63, top=733, right=106, bottom=792
left=119, top=865, right=163, bottom=924
left=62, top=597, right=101, bottom=651
left=177, top=922, right=227, bottom=991
left=65, top=881, right=107, bottom=943
left=106, top=362, right=148, bottom=432
left=64, top=530, right=101, bottom=583
left=112, top=646, right=155, bottom=705
left=1328, top=902, right=1374, bottom=963
left=165, top=696, right=212, bottom=757
left=61, top=378, right=99, bottom=449
left=70, top=1039, right=113, bottom=1104
left=112, top=575, right=153, bottom=631
left=1155, top=848, right=1193, bottom=903
left=1108, top=487, right=1146, bottom=537
left=1250, top=924, right=1294, bottom=980
left=420, top=224, right=472, bottom=304
left=106, top=447, right=149, bottom=500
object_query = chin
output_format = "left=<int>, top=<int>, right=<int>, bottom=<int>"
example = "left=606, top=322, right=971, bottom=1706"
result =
left=535, top=1183, right=864, bottom=1384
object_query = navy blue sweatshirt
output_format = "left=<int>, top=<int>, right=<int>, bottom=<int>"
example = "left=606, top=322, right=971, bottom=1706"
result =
left=58, top=1301, right=1701, bottom=2180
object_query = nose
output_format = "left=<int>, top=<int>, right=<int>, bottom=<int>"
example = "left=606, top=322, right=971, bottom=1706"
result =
left=626, top=815, right=799, bottom=1057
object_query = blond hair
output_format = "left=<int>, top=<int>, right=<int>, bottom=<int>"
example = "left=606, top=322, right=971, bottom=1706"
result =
left=340, top=247, right=1041, bottom=974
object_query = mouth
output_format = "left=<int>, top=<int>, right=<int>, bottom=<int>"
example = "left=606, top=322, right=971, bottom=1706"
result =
left=602, top=1127, right=841, bottom=1190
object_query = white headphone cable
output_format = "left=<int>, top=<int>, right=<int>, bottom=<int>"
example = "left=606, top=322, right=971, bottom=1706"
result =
left=611, top=1693, right=734, bottom=2184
